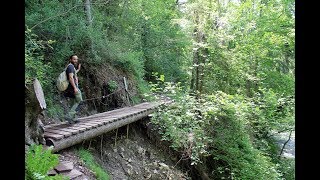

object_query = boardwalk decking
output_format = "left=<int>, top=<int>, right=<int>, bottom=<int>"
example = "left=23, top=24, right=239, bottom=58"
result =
left=44, top=102, right=162, bottom=152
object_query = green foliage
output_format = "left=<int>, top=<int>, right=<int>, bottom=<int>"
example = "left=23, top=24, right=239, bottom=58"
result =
left=107, top=80, right=118, bottom=92
left=245, top=88, right=294, bottom=147
left=130, top=95, right=142, bottom=104
left=176, top=1, right=295, bottom=177
left=25, top=27, right=54, bottom=87
left=137, top=78, right=154, bottom=101
left=180, top=0, right=295, bottom=97
left=278, top=158, right=295, bottom=180
left=25, top=145, right=66, bottom=180
left=151, top=82, right=282, bottom=179
left=25, top=0, right=294, bottom=178
left=45, top=97, right=64, bottom=119
left=25, top=27, right=63, bottom=119
left=141, top=0, right=191, bottom=83
left=204, top=92, right=281, bottom=179
left=77, top=148, right=110, bottom=180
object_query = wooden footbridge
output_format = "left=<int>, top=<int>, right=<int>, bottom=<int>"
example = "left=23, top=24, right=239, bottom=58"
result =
left=44, top=102, right=163, bottom=152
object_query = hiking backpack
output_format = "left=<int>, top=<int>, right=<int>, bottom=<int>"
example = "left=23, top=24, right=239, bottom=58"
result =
left=56, top=65, right=70, bottom=91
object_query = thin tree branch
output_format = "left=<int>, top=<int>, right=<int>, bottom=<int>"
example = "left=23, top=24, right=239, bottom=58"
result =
left=279, top=129, right=293, bottom=157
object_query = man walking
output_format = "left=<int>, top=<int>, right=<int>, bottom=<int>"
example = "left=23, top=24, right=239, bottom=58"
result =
left=64, top=54, right=83, bottom=124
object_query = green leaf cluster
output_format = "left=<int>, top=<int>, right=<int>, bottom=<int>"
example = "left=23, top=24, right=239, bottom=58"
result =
left=25, top=145, right=66, bottom=180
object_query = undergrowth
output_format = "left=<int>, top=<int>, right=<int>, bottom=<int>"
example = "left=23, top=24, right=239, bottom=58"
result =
left=149, top=79, right=285, bottom=179
left=25, top=144, right=67, bottom=180
left=77, top=148, right=110, bottom=180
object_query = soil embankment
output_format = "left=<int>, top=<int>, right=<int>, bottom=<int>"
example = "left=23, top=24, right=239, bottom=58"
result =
left=59, top=120, right=190, bottom=179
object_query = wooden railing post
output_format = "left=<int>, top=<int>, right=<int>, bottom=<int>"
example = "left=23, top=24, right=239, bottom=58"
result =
left=123, top=77, right=131, bottom=139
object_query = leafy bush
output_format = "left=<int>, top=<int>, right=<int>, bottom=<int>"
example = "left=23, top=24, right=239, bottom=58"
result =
left=25, top=27, right=54, bottom=87
left=25, top=144, right=66, bottom=180
left=278, top=158, right=295, bottom=180
left=107, top=80, right=118, bottom=92
left=45, top=97, right=64, bottom=119
left=150, top=81, right=281, bottom=179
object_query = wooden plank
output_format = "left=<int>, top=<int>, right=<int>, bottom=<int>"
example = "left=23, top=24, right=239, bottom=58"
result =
left=45, top=122, right=74, bottom=130
left=83, top=118, right=119, bottom=128
left=77, top=107, right=132, bottom=120
left=77, top=121, right=102, bottom=127
left=86, top=115, right=119, bottom=121
left=61, top=123, right=87, bottom=130
left=45, top=129, right=72, bottom=137
left=132, top=103, right=155, bottom=109
left=78, top=108, right=142, bottom=122
left=44, top=123, right=66, bottom=130
left=82, top=121, right=104, bottom=126
left=69, top=123, right=95, bottom=130
left=44, top=132, right=64, bottom=140
left=84, top=119, right=115, bottom=125
left=59, top=126, right=87, bottom=133
left=85, top=117, right=117, bottom=123
left=104, top=109, right=136, bottom=116
left=45, top=123, right=74, bottom=130
left=107, top=110, right=138, bottom=118
left=89, top=121, right=109, bottom=126
left=81, top=120, right=105, bottom=125
left=49, top=127, right=81, bottom=135
left=111, top=109, right=144, bottom=119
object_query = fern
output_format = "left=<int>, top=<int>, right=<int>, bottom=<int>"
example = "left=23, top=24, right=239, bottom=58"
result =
left=25, top=144, right=62, bottom=180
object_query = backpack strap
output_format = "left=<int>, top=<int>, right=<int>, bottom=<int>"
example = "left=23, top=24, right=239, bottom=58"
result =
left=65, top=63, right=71, bottom=70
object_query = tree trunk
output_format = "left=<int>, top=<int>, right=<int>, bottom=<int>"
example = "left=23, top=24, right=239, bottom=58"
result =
left=283, top=42, right=290, bottom=74
left=246, top=55, right=255, bottom=97
left=84, top=0, right=92, bottom=26
left=190, top=11, right=200, bottom=97
left=25, top=78, right=46, bottom=146
left=198, top=35, right=208, bottom=95
left=246, top=79, right=252, bottom=97
left=195, top=162, right=210, bottom=180
left=84, top=0, right=94, bottom=54
left=253, top=56, right=258, bottom=93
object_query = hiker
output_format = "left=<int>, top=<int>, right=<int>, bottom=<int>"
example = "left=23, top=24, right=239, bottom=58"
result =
left=64, top=55, right=83, bottom=124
